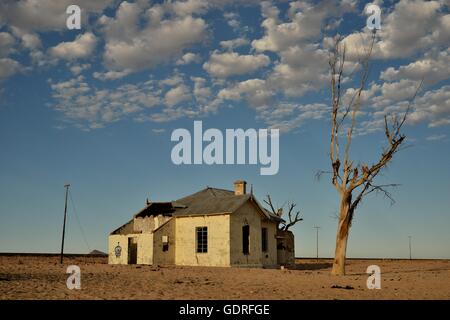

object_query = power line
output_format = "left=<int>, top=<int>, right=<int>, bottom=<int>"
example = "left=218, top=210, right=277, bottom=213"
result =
left=60, top=184, right=70, bottom=264
left=68, top=189, right=91, bottom=254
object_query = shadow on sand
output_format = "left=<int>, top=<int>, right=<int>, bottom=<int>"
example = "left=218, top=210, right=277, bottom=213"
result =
left=291, top=262, right=333, bottom=271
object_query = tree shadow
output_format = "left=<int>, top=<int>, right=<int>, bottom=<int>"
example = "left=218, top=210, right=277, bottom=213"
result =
left=291, top=262, right=332, bottom=271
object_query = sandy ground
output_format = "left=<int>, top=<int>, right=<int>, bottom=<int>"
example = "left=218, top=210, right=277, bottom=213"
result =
left=0, top=255, right=449, bottom=300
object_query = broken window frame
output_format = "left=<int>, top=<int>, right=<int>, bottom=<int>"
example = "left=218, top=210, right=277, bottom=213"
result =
left=162, top=235, right=169, bottom=252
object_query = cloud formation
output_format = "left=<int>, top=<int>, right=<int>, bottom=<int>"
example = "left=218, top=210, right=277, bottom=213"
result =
left=203, top=51, right=270, bottom=78
left=49, top=33, right=97, bottom=60
left=100, top=1, right=207, bottom=72
left=0, top=0, right=448, bottom=138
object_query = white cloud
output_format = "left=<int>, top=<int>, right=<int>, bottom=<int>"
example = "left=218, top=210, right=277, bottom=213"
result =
left=224, top=12, right=241, bottom=31
left=159, top=74, right=184, bottom=87
left=412, top=85, right=450, bottom=127
left=343, top=0, right=449, bottom=60
left=0, top=58, right=22, bottom=80
left=191, top=76, right=211, bottom=103
left=20, top=33, right=41, bottom=50
left=29, top=49, right=58, bottom=67
left=146, top=106, right=200, bottom=123
left=170, top=0, right=209, bottom=17
left=218, top=78, right=274, bottom=107
left=100, top=2, right=207, bottom=72
left=220, top=37, right=249, bottom=50
left=10, top=27, right=42, bottom=51
left=258, top=103, right=330, bottom=133
left=268, top=44, right=329, bottom=97
left=0, top=32, right=23, bottom=81
left=164, top=84, right=192, bottom=106
left=49, top=33, right=97, bottom=60
left=376, top=0, right=446, bottom=58
left=247, top=1, right=357, bottom=99
left=50, top=74, right=216, bottom=130
left=346, top=83, right=450, bottom=136
left=380, top=48, right=450, bottom=85
left=379, top=79, right=422, bottom=102
left=203, top=51, right=270, bottom=78
left=69, top=63, right=91, bottom=75
left=176, top=52, right=201, bottom=65
left=50, top=76, right=161, bottom=130
left=93, top=69, right=132, bottom=80
left=0, top=0, right=113, bottom=32
left=0, top=32, right=16, bottom=57
left=1, top=0, right=448, bottom=137
left=252, top=0, right=355, bottom=53
left=426, top=134, right=446, bottom=141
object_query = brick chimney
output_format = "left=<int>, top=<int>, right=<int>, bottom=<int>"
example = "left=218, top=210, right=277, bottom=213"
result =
left=234, top=180, right=247, bottom=195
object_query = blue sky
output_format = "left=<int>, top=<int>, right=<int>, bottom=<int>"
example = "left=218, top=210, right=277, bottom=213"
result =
left=0, top=0, right=449, bottom=258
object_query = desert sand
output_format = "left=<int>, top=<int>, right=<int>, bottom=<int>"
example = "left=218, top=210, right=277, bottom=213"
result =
left=0, top=255, right=449, bottom=300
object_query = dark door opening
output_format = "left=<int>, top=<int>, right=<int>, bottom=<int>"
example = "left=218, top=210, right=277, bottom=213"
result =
left=261, top=227, right=268, bottom=252
left=242, top=225, right=250, bottom=255
left=128, top=237, right=137, bottom=264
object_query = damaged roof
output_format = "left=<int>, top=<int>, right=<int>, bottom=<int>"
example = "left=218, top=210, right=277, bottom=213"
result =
left=110, top=218, right=134, bottom=235
left=134, top=202, right=177, bottom=218
left=133, top=187, right=282, bottom=222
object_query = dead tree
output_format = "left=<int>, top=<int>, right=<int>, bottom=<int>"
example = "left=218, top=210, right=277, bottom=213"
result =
left=264, top=195, right=303, bottom=231
left=325, top=35, right=421, bottom=275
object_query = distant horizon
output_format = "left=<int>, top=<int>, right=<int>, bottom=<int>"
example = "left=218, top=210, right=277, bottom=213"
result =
left=1, top=251, right=449, bottom=261
left=1, top=0, right=449, bottom=260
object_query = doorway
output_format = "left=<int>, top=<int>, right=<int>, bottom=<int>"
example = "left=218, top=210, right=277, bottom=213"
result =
left=242, top=225, right=250, bottom=255
left=128, top=237, right=138, bottom=264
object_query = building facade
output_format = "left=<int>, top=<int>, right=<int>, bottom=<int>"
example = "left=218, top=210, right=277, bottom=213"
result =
left=108, top=181, right=295, bottom=268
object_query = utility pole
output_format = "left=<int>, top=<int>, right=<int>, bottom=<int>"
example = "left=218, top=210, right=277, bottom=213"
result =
left=313, top=226, right=320, bottom=261
left=60, top=184, right=70, bottom=264
left=408, top=236, right=412, bottom=260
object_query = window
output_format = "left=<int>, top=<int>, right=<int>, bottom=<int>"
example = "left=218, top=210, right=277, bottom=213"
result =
left=242, top=225, right=250, bottom=255
left=196, top=227, right=208, bottom=253
left=162, top=235, right=169, bottom=252
left=261, top=228, right=268, bottom=252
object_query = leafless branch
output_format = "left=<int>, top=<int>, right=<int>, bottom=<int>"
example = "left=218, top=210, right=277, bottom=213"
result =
left=265, top=195, right=303, bottom=231
left=264, top=195, right=278, bottom=216
left=315, top=170, right=332, bottom=181
left=365, top=183, right=400, bottom=205
left=282, top=202, right=303, bottom=231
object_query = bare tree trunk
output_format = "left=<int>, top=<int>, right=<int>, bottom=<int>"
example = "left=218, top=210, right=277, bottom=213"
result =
left=331, top=192, right=352, bottom=275
left=325, top=36, right=417, bottom=276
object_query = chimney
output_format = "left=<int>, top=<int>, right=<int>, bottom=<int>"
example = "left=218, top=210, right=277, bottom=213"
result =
left=234, top=180, right=247, bottom=195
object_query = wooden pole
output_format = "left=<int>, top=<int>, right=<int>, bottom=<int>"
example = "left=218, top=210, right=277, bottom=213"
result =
left=60, top=184, right=70, bottom=264
left=408, top=236, right=412, bottom=260
left=314, top=226, right=320, bottom=261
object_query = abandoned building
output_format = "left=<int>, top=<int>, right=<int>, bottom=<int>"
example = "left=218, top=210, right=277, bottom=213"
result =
left=108, top=180, right=295, bottom=267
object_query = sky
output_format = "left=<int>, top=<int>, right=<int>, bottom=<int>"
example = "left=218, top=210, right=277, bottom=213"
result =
left=0, top=0, right=449, bottom=259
